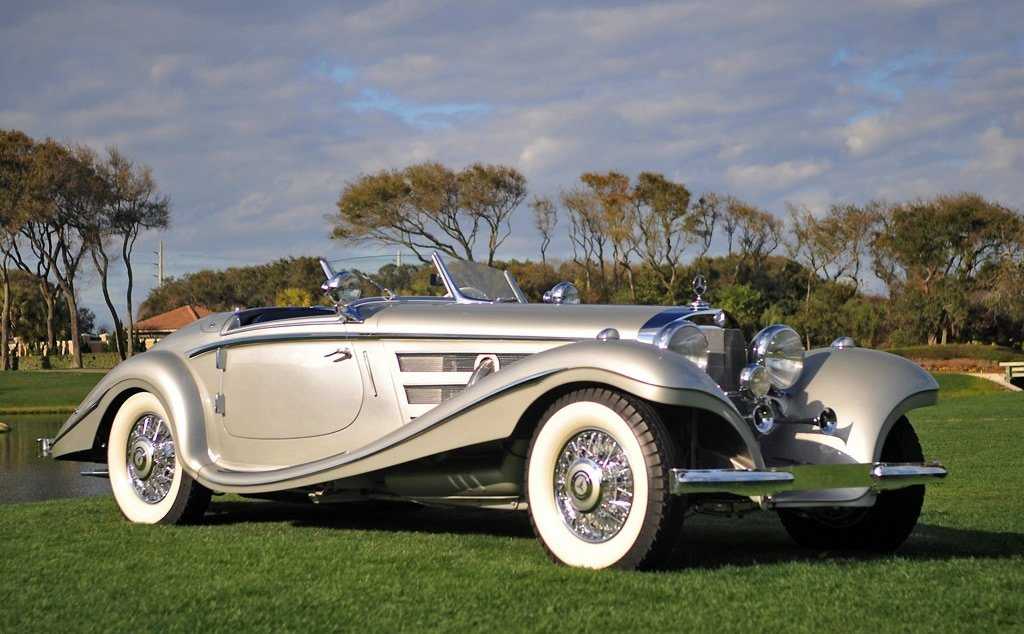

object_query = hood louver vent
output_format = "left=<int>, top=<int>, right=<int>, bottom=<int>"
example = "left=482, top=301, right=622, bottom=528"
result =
left=397, top=353, right=529, bottom=373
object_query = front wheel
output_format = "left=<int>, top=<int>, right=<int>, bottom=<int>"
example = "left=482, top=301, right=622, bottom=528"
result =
left=778, top=417, right=925, bottom=552
left=525, top=388, right=682, bottom=570
left=108, top=392, right=211, bottom=524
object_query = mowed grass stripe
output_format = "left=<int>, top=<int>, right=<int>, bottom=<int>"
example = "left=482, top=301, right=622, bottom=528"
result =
left=0, top=371, right=104, bottom=413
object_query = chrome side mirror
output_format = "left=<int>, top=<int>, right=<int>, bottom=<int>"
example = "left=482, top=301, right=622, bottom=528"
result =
left=319, top=258, right=363, bottom=306
left=321, top=271, right=362, bottom=304
left=542, top=281, right=580, bottom=305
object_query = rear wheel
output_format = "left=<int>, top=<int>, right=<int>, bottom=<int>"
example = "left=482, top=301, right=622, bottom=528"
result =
left=778, top=417, right=925, bottom=552
left=108, top=392, right=211, bottom=524
left=525, top=388, right=682, bottom=569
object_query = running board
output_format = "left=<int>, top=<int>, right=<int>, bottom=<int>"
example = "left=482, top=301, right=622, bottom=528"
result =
left=670, top=462, right=947, bottom=496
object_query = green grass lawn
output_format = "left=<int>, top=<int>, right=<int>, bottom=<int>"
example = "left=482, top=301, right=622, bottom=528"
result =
left=0, top=371, right=104, bottom=414
left=1, top=374, right=1022, bottom=632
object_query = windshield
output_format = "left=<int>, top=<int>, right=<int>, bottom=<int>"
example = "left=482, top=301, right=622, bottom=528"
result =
left=436, top=254, right=526, bottom=303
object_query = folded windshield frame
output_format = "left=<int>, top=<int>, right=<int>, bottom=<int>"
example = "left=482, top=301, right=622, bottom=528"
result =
left=432, top=252, right=528, bottom=304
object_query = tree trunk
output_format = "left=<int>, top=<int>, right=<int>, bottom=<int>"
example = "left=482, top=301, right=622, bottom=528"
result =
left=63, top=286, right=83, bottom=369
left=124, top=242, right=136, bottom=358
left=92, top=250, right=125, bottom=360
left=622, top=262, right=636, bottom=304
left=41, top=285, right=56, bottom=355
left=1, top=259, right=10, bottom=371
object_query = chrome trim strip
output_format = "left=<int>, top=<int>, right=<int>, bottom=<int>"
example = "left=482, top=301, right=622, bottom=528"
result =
left=670, top=461, right=947, bottom=496
left=187, top=332, right=578, bottom=358
left=198, top=368, right=562, bottom=488
left=363, top=350, right=378, bottom=398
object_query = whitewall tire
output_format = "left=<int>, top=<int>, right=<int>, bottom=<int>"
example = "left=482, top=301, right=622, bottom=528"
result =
left=525, top=388, right=682, bottom=570
left=107, top=392, right=211, bottom=524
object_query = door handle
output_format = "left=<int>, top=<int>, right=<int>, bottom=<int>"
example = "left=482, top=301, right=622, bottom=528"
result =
left=324, top=349, right=352, bottom=363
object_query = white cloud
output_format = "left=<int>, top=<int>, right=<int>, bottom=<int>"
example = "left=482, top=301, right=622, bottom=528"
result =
left=842, top=110, right=965, bottom=156
left=726, top=160, right=831, bottom=191
left=2, top=0, right=1023, bottom=319
left=718, top=143, right=752, bottom=160
left=967, top=126, right=1024, bottom=172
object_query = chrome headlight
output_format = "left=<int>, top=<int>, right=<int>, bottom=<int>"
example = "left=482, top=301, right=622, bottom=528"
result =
left=750, top=324, right=805, bottom=390
left=655, top=321, right=709, bottom=370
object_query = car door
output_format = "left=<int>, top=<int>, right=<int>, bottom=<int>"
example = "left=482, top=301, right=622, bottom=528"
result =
left=219, top=337, right=365, bottom=440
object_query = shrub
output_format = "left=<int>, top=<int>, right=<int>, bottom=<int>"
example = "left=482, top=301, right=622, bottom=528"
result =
left=16, top=353, right=121, bottom=371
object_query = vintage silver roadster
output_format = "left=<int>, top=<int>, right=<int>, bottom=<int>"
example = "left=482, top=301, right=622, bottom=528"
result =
left=45, top=253, right=947, bottom=569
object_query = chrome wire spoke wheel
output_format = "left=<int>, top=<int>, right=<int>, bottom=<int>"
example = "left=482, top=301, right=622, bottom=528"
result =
left=126, top=413, right=177, bottom=504
left=553, top=429, right=634, bottom=543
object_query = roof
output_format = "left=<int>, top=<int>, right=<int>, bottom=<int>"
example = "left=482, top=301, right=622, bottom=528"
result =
left=134, top=305, right=212, bottom=333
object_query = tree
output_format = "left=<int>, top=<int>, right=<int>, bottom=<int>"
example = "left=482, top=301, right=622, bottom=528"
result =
left=689, top=193, right=721, bottom=262
left=4, top=269, right=70, bottom=350
left=529, top=195, right=557, bottom=264
left=561, top=186, right=608, bottom=300
left=87, top=147, right=170, bottom=359
left=333, top=163, right=465, bottom=262
left=332, top=161, right=527, bottom=264
left=788, top=202, right=880, bottom=295
left=722, top=197, right=781, bottom=282
left=459, top=163, right=527, bottom=265
left=630, top=172, right=693, bottom=303
left=580, top=172, right=636, bottom=301
left=872, top=193, right=1023, bottom=345
left=0, top=130, right=37, bottom=369
left=275, top=287, right=314, bottom=307
left=23, top=141, right=105, bottom=368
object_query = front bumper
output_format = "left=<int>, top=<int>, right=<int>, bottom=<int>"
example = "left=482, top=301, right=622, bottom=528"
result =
left=670, top=462, right=947, bottom=497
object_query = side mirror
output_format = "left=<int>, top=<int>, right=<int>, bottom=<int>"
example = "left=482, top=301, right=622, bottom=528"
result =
left=321, top=270, right=362, bottom=305
left=319, top=258, right=362, bottom=306
left=542, top=281, right=581, bottom=305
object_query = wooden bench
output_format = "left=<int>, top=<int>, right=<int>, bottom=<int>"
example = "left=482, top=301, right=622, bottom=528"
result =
left=998, top=361, right=1024, bottom=387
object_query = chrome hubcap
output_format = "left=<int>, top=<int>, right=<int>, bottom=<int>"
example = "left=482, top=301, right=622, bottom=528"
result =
left=554, top=429, right=634, bottom=543
left=126, top=414, right=175, bottom=504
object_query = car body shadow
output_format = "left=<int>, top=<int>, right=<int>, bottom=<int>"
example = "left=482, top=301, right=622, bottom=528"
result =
left=202, top=498, right=1024, bottom=570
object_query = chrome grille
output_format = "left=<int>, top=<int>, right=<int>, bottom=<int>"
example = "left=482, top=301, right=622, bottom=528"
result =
left=397, top=353, right=529, bottom=373
left=702, top=327, right=746, bottom=392
left=405, top=385, right=465, bottom=405
left=722, top=328, right=747, bottom=392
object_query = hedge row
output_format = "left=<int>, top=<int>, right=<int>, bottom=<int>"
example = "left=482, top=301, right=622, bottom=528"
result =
left=15, top=352, right=122, bottom=371
left=885, top=343, right=1024, bottom=363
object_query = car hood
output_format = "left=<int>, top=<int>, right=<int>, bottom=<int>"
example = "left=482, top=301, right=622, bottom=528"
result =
left=369, top=301, right=682, bottom=340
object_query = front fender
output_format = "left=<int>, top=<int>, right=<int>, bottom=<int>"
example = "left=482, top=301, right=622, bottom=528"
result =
left=50, top=351, right=213, bottom=475
left=760, top=347, right=938, bottom=505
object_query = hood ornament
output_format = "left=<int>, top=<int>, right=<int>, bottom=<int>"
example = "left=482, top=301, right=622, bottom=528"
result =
left=690, top=274, right=710, bottom=310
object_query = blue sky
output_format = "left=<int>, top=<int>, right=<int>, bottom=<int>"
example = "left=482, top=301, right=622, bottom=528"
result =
left=1, top=0, right=1022, bottom=325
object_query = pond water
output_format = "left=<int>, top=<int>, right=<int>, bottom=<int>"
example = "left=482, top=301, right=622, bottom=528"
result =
left=0, top=414, right=110, bottom=504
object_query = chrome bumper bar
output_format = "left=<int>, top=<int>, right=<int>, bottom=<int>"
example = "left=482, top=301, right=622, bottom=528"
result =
left=670, top=462, right=947, bottom=496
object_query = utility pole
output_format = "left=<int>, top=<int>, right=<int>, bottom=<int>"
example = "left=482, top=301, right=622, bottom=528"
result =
left=154, top=240, right=164, bottom=287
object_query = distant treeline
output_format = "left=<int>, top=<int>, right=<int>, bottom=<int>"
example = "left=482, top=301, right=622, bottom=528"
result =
left=145, top=161, right=1024, bottom=351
